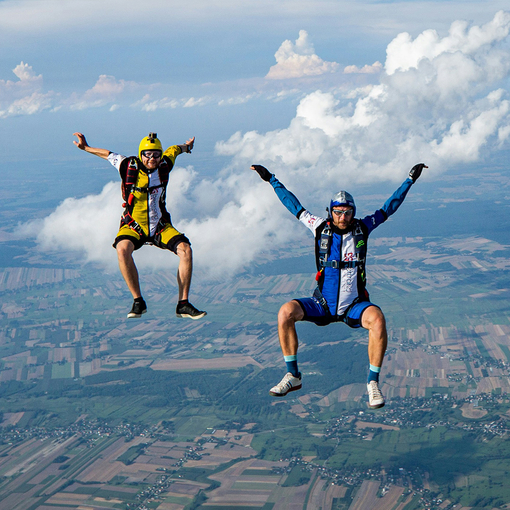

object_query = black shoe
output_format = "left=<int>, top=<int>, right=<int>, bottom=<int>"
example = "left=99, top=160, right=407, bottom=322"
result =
left=176, top=301, right=207, bottom=320
left=127, top=299, right=147, bottom=318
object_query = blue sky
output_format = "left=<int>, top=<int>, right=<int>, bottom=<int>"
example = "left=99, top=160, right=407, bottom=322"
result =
left=3, top=0, right=510, bottom=278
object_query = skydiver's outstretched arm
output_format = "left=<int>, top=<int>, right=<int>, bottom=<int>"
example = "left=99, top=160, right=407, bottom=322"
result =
left=177, top=136, right=195, bottom=154
left=381, top=163, right=428, bottom=218
left=73, top=132, right=111, bottom=160
left=251, top=165, right=305, bottom=218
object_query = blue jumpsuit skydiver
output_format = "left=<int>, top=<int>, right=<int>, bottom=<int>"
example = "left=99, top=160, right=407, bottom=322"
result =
left=251, top=163, right=426, bottom=408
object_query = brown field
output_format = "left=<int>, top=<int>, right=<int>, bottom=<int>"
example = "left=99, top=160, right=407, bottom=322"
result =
left=152, top=355, right=263, bottom=371
left=312, top=483, right=347, bottom=510
left=355, top=421, right=400, bottom=431
left=269, top=480, right=313, bottom=509
left=46, top=493, right=90, bottom=506
left=205, top=458, right=286, bottom=507
left=0, top=412, right=24, bottom=427
left=349, top=480, right=380, bottom=510
left=306, top=477, right=328, bottom=509
left=157, top=503, right=186, bottom=510
left=2, top=436, right=76, bottom=478
left=380, top=486, right=406, bottom=510
left=167, top=481, right=209, bottom=495
left=77, top=437, right=147, bottom=483
left=184, top=444, right=257, bottom=468
left=318, top=383, right=365, bottom=408
left=290, top=403, right=308, bottom=418
left=232, top=433, right=254, bottom=447
left=461, top=403, right=488, bottom=419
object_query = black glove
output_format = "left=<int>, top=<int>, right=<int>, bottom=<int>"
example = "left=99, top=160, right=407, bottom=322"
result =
left=251, top=164, right=273, bottom=182
left=409, top=163, right=428, bottom=182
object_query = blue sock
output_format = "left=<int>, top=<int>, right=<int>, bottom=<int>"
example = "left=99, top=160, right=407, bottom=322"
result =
left=284, top=355, right=299, bottom=377
left=368, top=364, right=381, bottom=383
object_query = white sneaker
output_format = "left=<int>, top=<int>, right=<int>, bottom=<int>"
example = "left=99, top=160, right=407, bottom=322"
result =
left=269, top=372, right=302, bottom=397
left=367, top=381, right=385, bottom=409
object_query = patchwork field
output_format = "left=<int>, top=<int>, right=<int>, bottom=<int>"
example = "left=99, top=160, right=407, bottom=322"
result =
left=2, top=184, right=510, bottom=510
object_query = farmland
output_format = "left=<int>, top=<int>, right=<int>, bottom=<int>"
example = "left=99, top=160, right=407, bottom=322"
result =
left=2, top=172, right=510, bottom=508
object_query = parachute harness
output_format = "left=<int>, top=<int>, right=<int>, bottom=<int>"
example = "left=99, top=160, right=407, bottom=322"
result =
left=120, top=157, right=171, bottom=239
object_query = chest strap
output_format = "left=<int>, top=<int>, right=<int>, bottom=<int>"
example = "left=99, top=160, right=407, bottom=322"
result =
left=130, top=184, right=165, bottom=194
left=321, top=259, right=362, bottom=269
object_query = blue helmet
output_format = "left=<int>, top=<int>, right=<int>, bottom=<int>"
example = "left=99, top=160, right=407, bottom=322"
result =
left=330, top=191, right=356, bottom=217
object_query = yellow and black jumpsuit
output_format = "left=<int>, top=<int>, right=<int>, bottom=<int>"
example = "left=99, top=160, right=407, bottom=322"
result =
left=108, top=146, right=189, bottom=253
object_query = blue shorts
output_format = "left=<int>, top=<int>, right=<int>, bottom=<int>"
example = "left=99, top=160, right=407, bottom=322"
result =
left=295, top=297, right=378, bottom=328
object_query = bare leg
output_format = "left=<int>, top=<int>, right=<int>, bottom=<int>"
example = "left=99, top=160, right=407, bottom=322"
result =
left=269, top=300, right=306, bottom=395
left=277, top=300, right=305, bottom=356
left=116, top=240, right=141, bottom=299
left=361, top=306, right=388, bottom=367
left=175, top=242, right=192, bottom=301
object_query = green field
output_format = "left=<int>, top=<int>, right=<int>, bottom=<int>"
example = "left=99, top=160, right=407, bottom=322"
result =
left=2, top=221, right=510, bottom=508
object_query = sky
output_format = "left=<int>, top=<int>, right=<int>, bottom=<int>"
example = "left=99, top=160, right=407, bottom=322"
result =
left=3, top=0, right=510, bottom=281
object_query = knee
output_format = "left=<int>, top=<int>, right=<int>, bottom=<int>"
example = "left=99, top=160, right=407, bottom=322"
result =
left=364, top=307, right=386, bottom=332
left=116, top=241, right=134, bottom=260
left=278, top=302, right=300, bottom=326
left=176, top=242, right=192, bottom=260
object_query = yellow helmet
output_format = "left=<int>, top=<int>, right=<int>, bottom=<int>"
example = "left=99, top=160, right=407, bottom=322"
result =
left=138, top=132, right=163, bottom=159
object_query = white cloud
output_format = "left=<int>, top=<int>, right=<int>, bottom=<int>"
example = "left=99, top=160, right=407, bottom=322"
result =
left=69, top=75, right=136, bottom=110
left=0, top=91, right=54, bottom=118
left=9, top=62, right=41, bottom=85
left=25, top=11, right=510, bottom=280
left=130, top=94, right=220, bottom=111
left=22, top=182, right=122, bottom=269
left=0, top=64, right=140, bottom=116
left=218, top=94, right=256, bottom=106
left=266, top=30, right=340, bottom=80
left=0, top=62, right=54, bottom=118
left=385, top=10, right=510, bottom=75
left=22, top=163, right=302, bottom=280
left=183, top=96, right=214, bottom=108
left=131, top=95, right=181, bottom=112
left=430, top=90, right=510, bottom=161
left=218, top=11, right=510, bottom=191
left=0, top=0, right=507, bottom=39
left=344, top=62, right=383, bottom=74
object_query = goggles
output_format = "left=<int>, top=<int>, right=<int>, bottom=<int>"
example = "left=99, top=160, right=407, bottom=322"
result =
left=332, top=209, right=353, bottom=217
left=142, top=150, right=162, bottom=159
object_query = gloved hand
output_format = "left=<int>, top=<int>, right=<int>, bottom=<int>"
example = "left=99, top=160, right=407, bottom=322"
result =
left=251, top=164, right=273, bottom=182
left=409, top=163, right=428, bottom=182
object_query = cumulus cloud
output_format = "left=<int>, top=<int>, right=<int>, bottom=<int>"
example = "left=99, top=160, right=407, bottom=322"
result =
left=0, top=91, right=54, bottom=118
left=22, top=163, right=302, bottom=279
left=344, top=62, right=383, bottom=74
left=22, top=182, right=122, bottom=268
left=0, top=62, right=42, bottom=97
left=0, top=62, right=54, bottom=118
left=266, top=30, right=340, bottom=79
left=132, top=95, right=180, bottom=112
left=27, top=12, right=510, bottom=280
left=385, top=10, right=510, bottom=75
left=218, top=94, right=257, bottom=106
left=0, top=63, right=141, bottom=116
left=183, top=96, right=214, bottom=108
left=218, top=11, right=510, bottom=191
left=69, top=75, right=137, bottom=110
left=130, top=94, right=223, bottom=111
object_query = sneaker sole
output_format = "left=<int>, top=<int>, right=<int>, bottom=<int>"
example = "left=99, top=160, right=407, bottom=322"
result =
left=368, top=401, right=385, bottom=409
left=127, top=309, right=147, bottom=319
left=269, top=384, right=302, bottom=397
left=176, top=312, right=207, bottom=320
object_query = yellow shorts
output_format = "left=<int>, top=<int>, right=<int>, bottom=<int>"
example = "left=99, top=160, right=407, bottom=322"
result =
left=113, top=223, right=190, bottom=253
